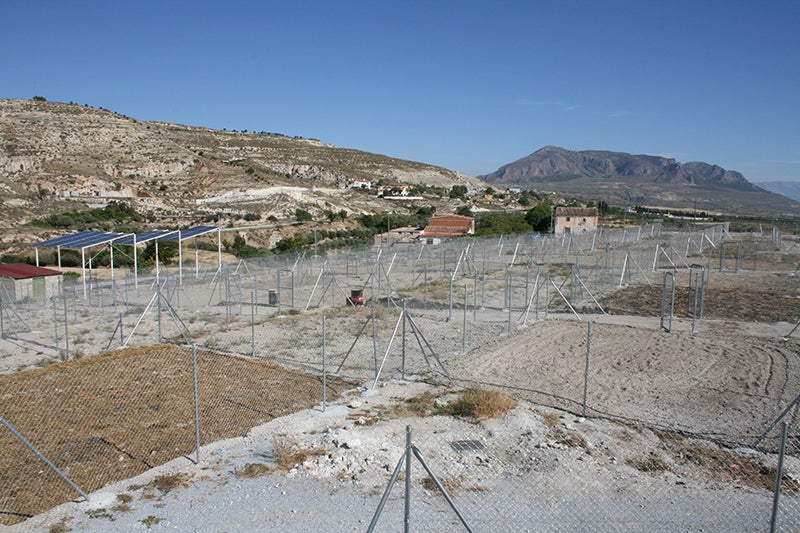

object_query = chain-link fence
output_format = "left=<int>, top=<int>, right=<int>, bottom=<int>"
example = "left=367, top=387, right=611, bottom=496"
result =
left=2, top=222, right=799, bottom=529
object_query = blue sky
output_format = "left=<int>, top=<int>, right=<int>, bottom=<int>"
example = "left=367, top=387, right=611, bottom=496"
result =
left=2, top=1, right=799, bottom=182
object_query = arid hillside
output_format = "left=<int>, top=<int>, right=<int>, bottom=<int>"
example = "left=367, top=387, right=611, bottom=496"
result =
left=0, top=98, right=485, bottom=237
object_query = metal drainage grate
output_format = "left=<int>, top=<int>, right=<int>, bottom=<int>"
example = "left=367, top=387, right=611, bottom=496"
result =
left=449, top=440, right=485, bottom=452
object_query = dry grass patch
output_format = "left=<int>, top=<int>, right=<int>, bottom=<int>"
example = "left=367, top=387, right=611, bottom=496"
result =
left=549, top=426, right=590, bottom=451
left=48, top=519, right=72, bottom=533
left=149, top=473, right=191, bottom=494
left=421, top=475, right=464, bottom=494
left=444, top=387, right=516, bottom=421
left=539, top=411, right=561, bottom=429
left=235, top=462, right=275, bottom=478
left=393, top=391, right=442, bottom=417
left=627, top=452, right=672, bottom=473
left=273, top=437, right=328, bottom=472
left=658, top=433, right=800, bottom=492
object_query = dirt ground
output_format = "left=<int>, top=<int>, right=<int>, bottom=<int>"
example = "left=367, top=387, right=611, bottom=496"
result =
left=0, top=346, right=353, bottom=525
left=594, top=269, right=800, bottom=322
left=444, top=269, right=800, bottom=447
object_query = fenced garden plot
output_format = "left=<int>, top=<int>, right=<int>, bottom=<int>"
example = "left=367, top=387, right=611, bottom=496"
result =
left=0, top=344, right=352, bottom=525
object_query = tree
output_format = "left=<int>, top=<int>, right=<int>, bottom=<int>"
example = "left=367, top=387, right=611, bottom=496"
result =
left=415, top=205, right=436, bottom=218
left=449, top=184, right=468, bottom=199
left=476, top=213, right=530, bottom=235
left=141, top=241, right=178, bottom=266
left=525, top=204, right=553, bottom=232
left=456, top=205, right=474, bottom=217
left=226, top=234, right=264, bottom=257
left=295, top=208, right=313, bottom=222
left=274, top=234, right=306, bottom=253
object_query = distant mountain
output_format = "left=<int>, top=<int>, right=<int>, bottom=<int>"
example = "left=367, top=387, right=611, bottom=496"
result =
left=480, top=146, right=799, bottom=216
left=755, top=181, right=800, bottom=202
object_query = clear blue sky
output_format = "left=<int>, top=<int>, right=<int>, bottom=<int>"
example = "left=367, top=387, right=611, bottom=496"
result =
left=3, top=1, right=799, bottom=182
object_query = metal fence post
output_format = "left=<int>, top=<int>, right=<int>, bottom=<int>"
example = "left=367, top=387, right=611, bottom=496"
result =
left=404, top=424, right=412, bottom=533
left=448, top=275, right=454, bottom=322
left=52, top=296, right=59, bottom=348
left=770, top=421, right=790, bottom=533
left=63, top=295, right=70, bottom=360
left=193, top=344, right=201, bottom=464
left=322, top=316, right=327, bottom=412
left=583, top=321, right=592, bottom=417
left=462, top=285, right=467, bottom=354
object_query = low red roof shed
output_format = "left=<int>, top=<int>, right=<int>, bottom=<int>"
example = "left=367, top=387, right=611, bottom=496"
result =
left=0, top=263, right=63, bottom=301
left=0, top=263, right=62, bottom=280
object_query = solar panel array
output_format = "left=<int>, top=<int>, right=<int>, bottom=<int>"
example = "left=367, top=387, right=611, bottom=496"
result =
left=37, top=226, right=218, bottom=249
left=36, top=230, right=126, bottom=249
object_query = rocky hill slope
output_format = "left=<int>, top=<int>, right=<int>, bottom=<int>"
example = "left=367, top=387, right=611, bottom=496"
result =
left=0, top=98, right=481, bottom=234
left=480, top=146, right=799, bottom=216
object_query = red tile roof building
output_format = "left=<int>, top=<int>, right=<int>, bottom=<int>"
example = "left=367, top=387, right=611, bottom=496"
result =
left=421, top=214, right=476, bottom=238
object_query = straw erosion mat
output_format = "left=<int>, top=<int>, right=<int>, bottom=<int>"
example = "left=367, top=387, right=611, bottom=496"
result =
left=0, top=345, right=352, bottom=525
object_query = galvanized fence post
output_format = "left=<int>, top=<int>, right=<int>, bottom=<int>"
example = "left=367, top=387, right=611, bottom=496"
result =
left=63, top=295, right=70, bottom=360
left=193, top=344, right=201, bottom=464
left=770, top=421, right=790, bottom=533
left=322, top=316, right=327, bottom=412
left=583, top=321, right=592, bottom=417
left=462, top=284, right=467, bottom=354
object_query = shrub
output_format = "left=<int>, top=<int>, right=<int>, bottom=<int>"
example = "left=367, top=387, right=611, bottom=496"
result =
left=443, top=387, right=516, bottom=420
left=295, top=209, right=313, bottom=222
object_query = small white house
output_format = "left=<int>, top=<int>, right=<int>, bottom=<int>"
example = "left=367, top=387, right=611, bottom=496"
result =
left=351, top=179, right=372, bottom=190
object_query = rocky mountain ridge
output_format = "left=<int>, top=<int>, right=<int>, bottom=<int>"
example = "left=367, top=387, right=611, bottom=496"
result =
left=480, top=146, right=799, bottom=215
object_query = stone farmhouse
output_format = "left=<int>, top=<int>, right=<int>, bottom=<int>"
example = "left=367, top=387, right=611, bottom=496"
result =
left=554, top=207, right=599, bottom=235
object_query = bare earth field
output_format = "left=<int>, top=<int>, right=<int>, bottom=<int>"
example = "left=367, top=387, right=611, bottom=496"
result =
left=2, top=245, right=800, bottom=531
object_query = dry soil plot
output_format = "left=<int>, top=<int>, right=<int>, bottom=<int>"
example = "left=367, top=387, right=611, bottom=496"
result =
left=594, top=269, right=800, bottom=322
left=444, top=255, right=800, bottom=454
left=0, top=345, right=353, bottom=525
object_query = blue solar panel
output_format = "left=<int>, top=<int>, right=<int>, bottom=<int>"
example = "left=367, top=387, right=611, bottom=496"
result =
left=115, top=230, right=176, bottom=246
left=37, top=230, right=126, bottom=249
left=161, top=225, right=218, bottom=242
left=37, top=226, right=216, bottom=249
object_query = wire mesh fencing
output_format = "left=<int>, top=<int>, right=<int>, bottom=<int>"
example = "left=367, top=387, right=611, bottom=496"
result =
left=2, top=222, right=799, bottom=529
